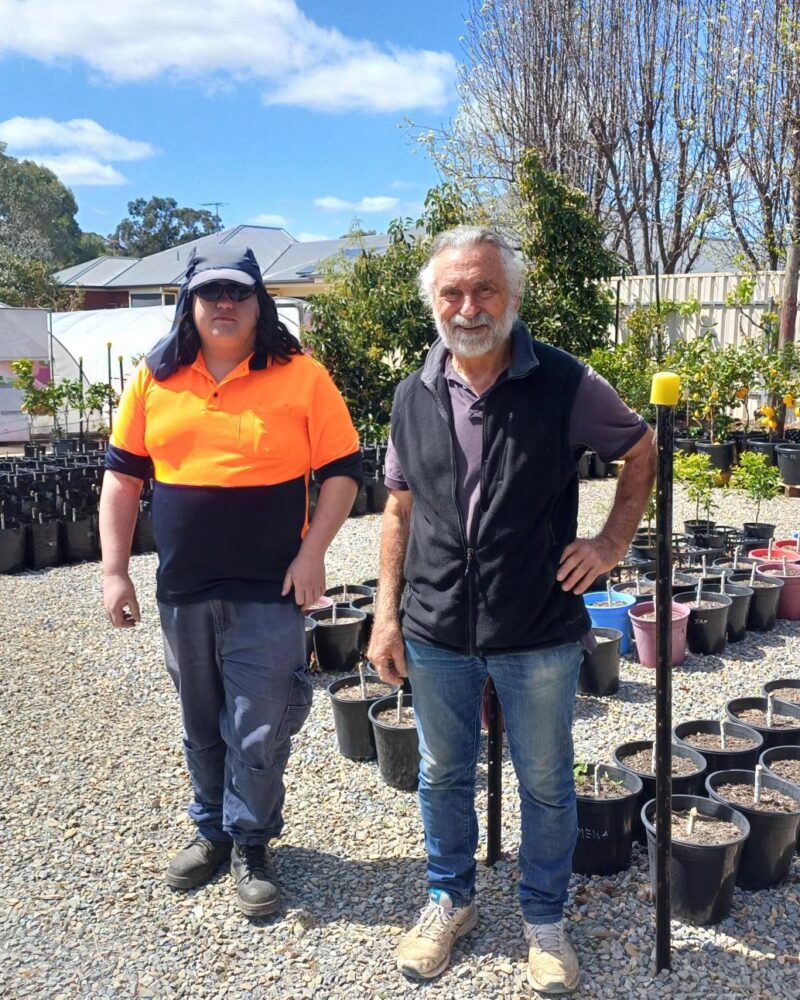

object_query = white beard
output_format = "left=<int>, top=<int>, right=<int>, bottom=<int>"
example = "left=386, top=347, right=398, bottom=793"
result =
left=434, top=303, right=516, bottom=358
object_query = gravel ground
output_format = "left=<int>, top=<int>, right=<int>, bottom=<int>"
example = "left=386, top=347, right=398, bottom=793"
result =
left=2, top=479, right=800, bottom=999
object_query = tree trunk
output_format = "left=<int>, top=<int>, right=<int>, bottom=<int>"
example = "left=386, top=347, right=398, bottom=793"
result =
left=779, top=244, right=799, bottom=350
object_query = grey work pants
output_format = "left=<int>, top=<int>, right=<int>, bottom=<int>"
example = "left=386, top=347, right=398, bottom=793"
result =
left=158, top=599, right=312, bottom=844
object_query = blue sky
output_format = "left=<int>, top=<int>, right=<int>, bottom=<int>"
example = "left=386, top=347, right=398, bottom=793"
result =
left=0, top=0, right=467, bottom=244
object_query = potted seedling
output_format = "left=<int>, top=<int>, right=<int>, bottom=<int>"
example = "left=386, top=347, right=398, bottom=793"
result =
left=613, top=739, right=706, bottom=845
left=759, top=745, right=800, bottom=792
left=0, top=510, right=27, bottom=573
left=755, top=558, right=800, bottom=620
left=310, top=605, right=367, bottom=673
left=728, top=564, right=784, bottom=631
left=628, top=599, right=691, bottom=668
left=578, top=627, right=622, bottom=697
left=583, top=584, right=636, bottom=654
left=726, top=694, right=800, bottom=751
left=641, top=794, right=750, bottom=926
left=572, top=762, right=642, bottom=876
left=729, top=450, right=780, bottom=540
left=707, top=765, right=800, bottom=888
left=368, top=688, right=419, bottom=791
left=763, top=678, right=800, bottom=711
left=674, top=451, right=719, bottom=539
left=327, top=661, right=399, bottom=761
left=674, top=581, right=732, bottom=655
left=674, top=716, right=763, bottom=774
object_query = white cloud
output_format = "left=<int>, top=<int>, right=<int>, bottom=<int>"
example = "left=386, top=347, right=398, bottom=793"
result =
left=0, top=1, right=456, bottom=114
left=0, top=116, right=156, bottom=160
left=0, top=115, right=157, bottom=186
left=34, top=154, right=128, bottom=186
left=314, top=195, right=399, bottom=213
left=248, top=213, right=289, bottom=226
left=297, top=232, right=333, bottom=242
left=391, top=180, right=417, bottom=190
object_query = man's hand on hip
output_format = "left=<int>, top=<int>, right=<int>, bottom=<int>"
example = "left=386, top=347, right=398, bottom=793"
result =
left=103, top=571, right=141, bottom=627
left=282, top=548, right=325, bottom=610
left=557, top=535, right=622, bottom=595
left=367, top=620, right=408, bottom=685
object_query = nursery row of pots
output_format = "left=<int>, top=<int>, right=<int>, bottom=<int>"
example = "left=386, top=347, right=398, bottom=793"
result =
left=574, top=680, right=800, bottom=925
left=674, top=429, right=800, bottom=482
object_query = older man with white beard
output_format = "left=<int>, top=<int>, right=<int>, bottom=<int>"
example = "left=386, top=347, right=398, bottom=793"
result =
left=368, top=226, right=655, bottom=993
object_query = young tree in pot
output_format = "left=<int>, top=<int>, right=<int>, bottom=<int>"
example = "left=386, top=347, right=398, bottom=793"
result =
left=728, top=450, right=780, bottom=540
left=674, top=717, right=764, bottom=773
left=641, top=794, right=750, bottom=926
left=707, top=766, right=800, bottom=889
left=327, top=662, right=399, bottom=762
left=674, top=451, right=719, bottom=538
left=572, top=762, right=642, bottom=876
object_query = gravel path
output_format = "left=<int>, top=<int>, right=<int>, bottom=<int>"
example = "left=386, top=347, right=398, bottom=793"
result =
left=2, top=480, right=799, bottom=999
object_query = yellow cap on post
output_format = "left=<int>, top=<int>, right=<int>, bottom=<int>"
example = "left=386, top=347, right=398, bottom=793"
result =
left=650, top=371, right=680, bottom=407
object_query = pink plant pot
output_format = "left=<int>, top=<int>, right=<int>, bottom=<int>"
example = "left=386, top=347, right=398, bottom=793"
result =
left=750, top=547, right=800, bottom=563
left=629, top=601, right=691, bottom=668
left=755, top=562, right=800, bottom=620
left=773, top=538, right=800, bottom=551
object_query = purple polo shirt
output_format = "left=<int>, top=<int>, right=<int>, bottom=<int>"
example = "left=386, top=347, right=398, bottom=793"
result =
left=384, top=358, right=647, bottom=543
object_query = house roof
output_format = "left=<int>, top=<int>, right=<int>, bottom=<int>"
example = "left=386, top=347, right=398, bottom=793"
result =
left=54, top=225, right=400, bottom=291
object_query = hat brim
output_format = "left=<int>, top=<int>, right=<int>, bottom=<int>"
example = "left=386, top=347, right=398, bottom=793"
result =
left=187, top=268, right=258, bottom=291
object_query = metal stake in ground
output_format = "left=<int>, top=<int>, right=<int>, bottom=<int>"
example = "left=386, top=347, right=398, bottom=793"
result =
left=485, top=678, right=502, bottom=865
left=651, top=370, right=680, bottom=974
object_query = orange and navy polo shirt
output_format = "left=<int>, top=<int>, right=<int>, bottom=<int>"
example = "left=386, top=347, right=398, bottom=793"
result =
left=106, top=350, right=362, bottom=605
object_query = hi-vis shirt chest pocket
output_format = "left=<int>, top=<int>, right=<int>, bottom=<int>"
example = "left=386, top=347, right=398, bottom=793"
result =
left=249, top=404, right=307, bottom=458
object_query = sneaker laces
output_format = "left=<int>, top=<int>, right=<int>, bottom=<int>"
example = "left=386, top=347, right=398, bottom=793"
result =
left=416, top=900, right=455, bottom=941
left=525, top=921, right=565, bottom=955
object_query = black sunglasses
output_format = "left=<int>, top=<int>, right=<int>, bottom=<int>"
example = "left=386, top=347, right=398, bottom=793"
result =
left=194, top=281, right=257, bottom=303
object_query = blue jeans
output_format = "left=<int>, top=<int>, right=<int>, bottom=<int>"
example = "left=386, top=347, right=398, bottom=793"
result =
left=158, top=600, right=312, bottom=845
left=405, top=637, right=583, bottom=924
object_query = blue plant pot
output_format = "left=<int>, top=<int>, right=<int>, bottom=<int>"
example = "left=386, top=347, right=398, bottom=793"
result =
left=583, top=590, right=636, bottom=654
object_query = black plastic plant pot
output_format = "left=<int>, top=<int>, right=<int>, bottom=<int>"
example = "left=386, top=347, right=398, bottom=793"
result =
left=303, top=616, right=317, bottom=664
left=590, top=452, right=610, bottom=478
left=360, top=578, right=378, bottom=591
left=763, top=678, right=800, bottom=713
left=327, top=673, right=399, bottom=761
left=577, top=451, right=592, bottom=479
left=674, top=592, right=731, bottom=655
left=349, top=483, right=369, bottom=517
left=675, top=437, right=696, bottom=454
left=0, top=525, right=27, bottom=573
left=611, top=581, right=655, bottom=607
left=613, top=741, right=707, bottom=846
left=310, top=607, right=367, bottom=673
left=324, top=583, right=373, bottom=605
left=132, top=510, right=156, bottom=554
left=695, top=440, right=735, bottom=473
left=717, top=582, right=753, bottom=643
left=684, top=519, right=716, bottom=538
left=776, top=443, right=800, bottom=485
left=61, top=516, right=98, bottom=563
left=742, top=522, right=776, bottom=540
left=27, top=519, right=60, bottom=569
left=748, top=440, right=784, bottom=466
left=759, top=744, right=800, bottom=789
left=673, top=719, right=764, bottom=774
left=641, top=794, right=749, bottom=926
left=578, top=628, right=622, bottom=697
left=725, top=696, right=800, bottom=750
left=350, top=595, right=375, bottom=648
left=366, top=478, right=389, bottom=514
left=572, top=764, right=642, bottom=876
left=369, top=693, right=420, bottom=791
left=706, top=769, right=800, bottom=889
left=727, top=572, right=783, bottom=631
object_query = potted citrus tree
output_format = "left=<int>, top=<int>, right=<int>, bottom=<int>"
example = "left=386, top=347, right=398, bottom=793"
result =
left=728, top=450, right=781, bottom=541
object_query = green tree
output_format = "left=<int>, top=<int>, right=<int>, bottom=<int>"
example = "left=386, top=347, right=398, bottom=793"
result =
left=110, top=196, right=222, bottom=256
left=0, top=144, right=82, bottom=265
left=729, top=451, right=782, bottom=525
left=0, top=251, right=84, bottom=309
left=516, top=151, right=619, bottom=355
left=304, top=184, right=467, bottom=439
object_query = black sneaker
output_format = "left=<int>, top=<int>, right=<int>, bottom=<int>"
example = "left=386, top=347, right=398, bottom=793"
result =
left=231, top=842, right=281, bottom=917
left=165, top=836, right=232, bottom=889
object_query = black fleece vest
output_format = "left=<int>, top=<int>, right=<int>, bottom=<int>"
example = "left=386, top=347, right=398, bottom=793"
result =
left=391, top=336, right=591, bottom=653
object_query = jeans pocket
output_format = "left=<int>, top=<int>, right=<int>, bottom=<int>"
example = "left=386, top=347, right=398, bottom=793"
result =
left=277, top=665, right=313, bottom=740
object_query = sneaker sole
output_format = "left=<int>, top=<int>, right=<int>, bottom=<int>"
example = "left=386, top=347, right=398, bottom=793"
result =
left=396, top=905, right=479, bottom=980
left=526, top=968, right=580, bottom=994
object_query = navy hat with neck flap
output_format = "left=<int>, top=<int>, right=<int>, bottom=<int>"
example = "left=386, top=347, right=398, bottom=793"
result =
left=145, top=246, right=264, bottom=381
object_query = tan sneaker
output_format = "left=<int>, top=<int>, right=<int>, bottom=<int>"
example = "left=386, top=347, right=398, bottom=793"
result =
left=525, top=920, right=580, bottom=994
left=396, top=890, right=478, bottom=979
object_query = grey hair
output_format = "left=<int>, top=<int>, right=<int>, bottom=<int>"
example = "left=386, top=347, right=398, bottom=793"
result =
left=417, top=225, right=526, bottom=308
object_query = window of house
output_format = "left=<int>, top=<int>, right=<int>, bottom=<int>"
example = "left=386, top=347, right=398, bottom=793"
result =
left=129, top=292, right=162, bottom=308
